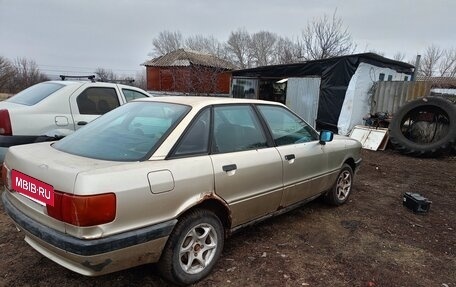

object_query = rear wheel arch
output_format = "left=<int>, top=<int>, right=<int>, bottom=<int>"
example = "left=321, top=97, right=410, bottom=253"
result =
left=178, top=197, right=232, bottom=237
left=159, top=203, right=228, bottom=285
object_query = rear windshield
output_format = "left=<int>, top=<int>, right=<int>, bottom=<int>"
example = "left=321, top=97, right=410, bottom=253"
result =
left=53, top=101, right=191, bottom=161
left=7, top=82, right=65, bottom=106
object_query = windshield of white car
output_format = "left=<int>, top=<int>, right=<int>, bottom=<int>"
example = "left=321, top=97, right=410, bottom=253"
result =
left=7, top=82, right=65, bottom=105
left=53, top=101, right=191, bottom=161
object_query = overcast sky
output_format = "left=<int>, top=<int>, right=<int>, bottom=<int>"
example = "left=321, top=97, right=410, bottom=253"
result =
left=1, top=0, right=455, bottom=78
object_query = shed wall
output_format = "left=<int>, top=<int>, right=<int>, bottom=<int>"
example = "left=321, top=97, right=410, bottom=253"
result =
left=146, top=66, right=231, bottom=94
left=286, top=77, right=321, bottom=128
left=337, top=63, right=411, bottom=135
left=371, top=81, right=433, bottom=114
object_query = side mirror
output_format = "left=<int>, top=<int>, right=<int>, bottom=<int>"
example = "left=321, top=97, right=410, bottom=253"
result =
left=319, top=130, right=334, bottom=145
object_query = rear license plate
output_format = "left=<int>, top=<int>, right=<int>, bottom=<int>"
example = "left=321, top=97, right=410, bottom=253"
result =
left=12, top=170, right=54, bottom=206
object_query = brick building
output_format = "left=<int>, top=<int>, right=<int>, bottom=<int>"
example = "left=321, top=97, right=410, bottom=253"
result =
left=144, top=49, right=235, bottom=95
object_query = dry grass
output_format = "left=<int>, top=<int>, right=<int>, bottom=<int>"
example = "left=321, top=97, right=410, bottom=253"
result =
left=0, top=93, right=11, bottom=100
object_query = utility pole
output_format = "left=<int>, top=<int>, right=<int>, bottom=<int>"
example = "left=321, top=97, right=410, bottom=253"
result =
left=411, top=55, right=421, bottom=81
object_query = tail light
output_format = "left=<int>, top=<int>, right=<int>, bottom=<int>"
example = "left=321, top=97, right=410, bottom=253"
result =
left=47, top=191, right=116, bottom=226
left=0, top=109, right=12, bottom=136
left=1, top=164, right=12, bottom=189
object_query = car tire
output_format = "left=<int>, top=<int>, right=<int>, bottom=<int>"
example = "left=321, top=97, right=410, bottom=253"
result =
left=325, top=164, right=353, bottom=206
left=158, top=209, right=224, bottom=286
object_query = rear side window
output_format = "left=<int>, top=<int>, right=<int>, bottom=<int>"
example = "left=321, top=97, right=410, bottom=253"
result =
left=7, top=82, right=64, bottom=106
left=77, top=87, right=120, bottom=115
left=122, top=89, right=149, bottom=102
left=213, top=105, right=268, bottom=153
left=173, top=108, right=210, bottom=156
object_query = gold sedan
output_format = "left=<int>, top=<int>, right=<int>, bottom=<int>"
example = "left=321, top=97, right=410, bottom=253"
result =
left=2, top=96, right=362, bottom=286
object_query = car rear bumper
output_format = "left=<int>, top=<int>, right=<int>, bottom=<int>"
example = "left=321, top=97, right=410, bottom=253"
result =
left=2, top=191, right=176, bottom=275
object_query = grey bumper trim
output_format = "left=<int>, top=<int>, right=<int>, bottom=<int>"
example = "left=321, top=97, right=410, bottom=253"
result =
left=2, top=192, right=176, bottom=256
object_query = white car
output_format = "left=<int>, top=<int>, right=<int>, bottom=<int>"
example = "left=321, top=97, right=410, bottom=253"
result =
left=0, top=79, right=150, bottom=161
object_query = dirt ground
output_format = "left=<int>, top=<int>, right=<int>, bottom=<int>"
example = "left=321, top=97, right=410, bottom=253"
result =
left=0, top=149, right=455, bottom=287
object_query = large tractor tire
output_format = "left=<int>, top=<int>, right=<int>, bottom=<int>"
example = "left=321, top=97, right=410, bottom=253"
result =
left=389, top=97, right=456, bottom=157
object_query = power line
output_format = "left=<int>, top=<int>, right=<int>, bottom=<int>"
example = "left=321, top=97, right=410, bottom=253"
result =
left=37, top=63, right=144, bottom=73
left=40, top=68, right=93, bottom=73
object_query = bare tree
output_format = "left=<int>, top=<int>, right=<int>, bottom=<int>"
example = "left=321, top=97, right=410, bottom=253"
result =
left=8, top=57, right=48, bottom=93
left=134, top=70, right=147, bottom=90
left=190, top=65, right=226, bottom=95
left=185, top=34, right=227, bottom=59
left=95, top=67, right=117, bottom=82
left=164, top=65, right=228, bottom=95
left=150, top=31, right=184, bottom=57
left=301, top=11, right=356, bottom=60
left=439, top=48, right=456, bottom=77
left=226, top=28, right=252, bottom=69
left=249, top=31, right=278, bottom=66
left=419, top=45, right=443, bottom=76
left=275, top=37, right=302, bottom=64
left=0, top=56, right=13, bottom=92
left=392, top=52, right=406, bottom=61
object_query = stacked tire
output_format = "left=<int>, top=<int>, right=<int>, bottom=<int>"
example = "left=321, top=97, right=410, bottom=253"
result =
left=389, top=97, right=456, bottom=157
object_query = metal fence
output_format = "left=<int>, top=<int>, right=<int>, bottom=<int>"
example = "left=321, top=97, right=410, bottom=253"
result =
left=370, top=81, right=433, bottom=114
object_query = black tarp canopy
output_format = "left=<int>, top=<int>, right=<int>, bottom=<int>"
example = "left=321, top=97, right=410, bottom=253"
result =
left=232, top=53, right=414, bottom=132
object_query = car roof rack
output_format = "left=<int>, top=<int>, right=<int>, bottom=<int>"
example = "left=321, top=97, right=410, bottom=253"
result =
left=99, top=79, right=135, bottom=84
left=60, top=75, right=96, bottom=82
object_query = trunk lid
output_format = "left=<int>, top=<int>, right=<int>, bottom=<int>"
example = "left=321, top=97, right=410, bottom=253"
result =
left=4, top=142, right=123, bottom=233
left=0, top=101, right=28, bottom=110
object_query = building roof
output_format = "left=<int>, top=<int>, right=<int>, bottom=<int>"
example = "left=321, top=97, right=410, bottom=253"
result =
left=143, top=49, right=236, bottom=70
left=232, top=53, right=414, bottom=78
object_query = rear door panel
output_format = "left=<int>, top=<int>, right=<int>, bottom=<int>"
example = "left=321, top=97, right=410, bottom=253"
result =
left=209, top=104, right=284, bottom=227
left=69, top=84, right=123, bottom=130
left=211, top=148, right=283, bottom=227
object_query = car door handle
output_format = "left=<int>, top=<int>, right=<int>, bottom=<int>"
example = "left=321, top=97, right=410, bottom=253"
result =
left=222, top=164, right=237, bottom=172
left=77, top=121, right=88, bottom=126
left=285, top=154, right=295, bottom=161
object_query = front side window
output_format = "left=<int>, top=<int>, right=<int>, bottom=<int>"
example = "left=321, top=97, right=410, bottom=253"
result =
left=213, top=105, right=267, bottom=153
left=77, top=87, right=120, bottom=115
left=7, top=82, right=64, bottom=106
left=258, top=105, right=318, bottom=146
left=54, top=102, right=190, bottom=161
left=122, top=89, right=149, bottom=102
